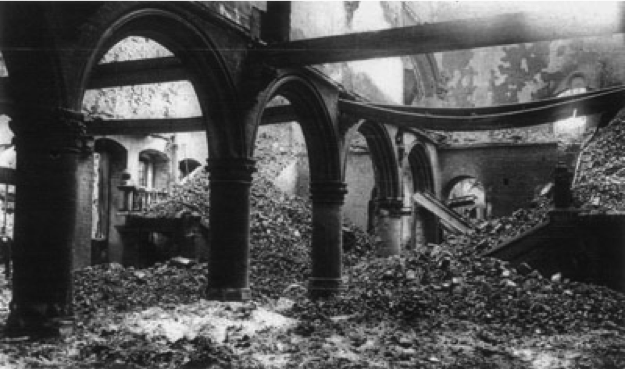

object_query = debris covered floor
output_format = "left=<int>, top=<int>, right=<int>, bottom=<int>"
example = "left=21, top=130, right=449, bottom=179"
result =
left=1, top=119, right=625, bottom=369
left=0, top=255, right=623, bottom=369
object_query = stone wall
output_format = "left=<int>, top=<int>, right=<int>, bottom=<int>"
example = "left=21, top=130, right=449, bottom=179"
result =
left=439, top=142, right=558, bottom=217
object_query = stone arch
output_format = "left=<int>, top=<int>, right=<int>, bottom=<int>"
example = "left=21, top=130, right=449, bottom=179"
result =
left=75, top=3, right=242, bottom=157
left=356, top=120, right=400, bottom=200
left=250, top=71, right=342, bottom=184
left=444, top=175, right=487, bottom=220
left=404, top=141, right=440, bottom=249
left=407, top=142, right=435, bottom=193
left=443, top=175, right=477, bottom=200
left=342, top=120, right=400, bottom=242
left=248, top=71, right=346, bottom=296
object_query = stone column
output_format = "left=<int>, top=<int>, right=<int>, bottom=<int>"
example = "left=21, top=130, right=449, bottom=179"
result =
left=7, top=108, right=92, bottom=337
left=375, top=198, right=403, bottom=256
left=205, top=158, right=255, bottom=301
left=308, top=181, right=347, bottom=298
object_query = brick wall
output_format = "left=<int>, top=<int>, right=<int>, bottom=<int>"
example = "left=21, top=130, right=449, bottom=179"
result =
left=439, top=142, right=558, bottom=217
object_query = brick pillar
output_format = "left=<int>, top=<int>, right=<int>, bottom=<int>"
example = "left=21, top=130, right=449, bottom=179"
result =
left=205, top=158, right=256, bottom=301
left=308, top=181, right=347, bottom=298
left=375, top=198, right=403, bottom=256
left=7, top=108, right=92, bottom=337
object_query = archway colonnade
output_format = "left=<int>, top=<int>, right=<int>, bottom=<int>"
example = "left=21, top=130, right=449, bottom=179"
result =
left=0, top=2, right=438, bottom=335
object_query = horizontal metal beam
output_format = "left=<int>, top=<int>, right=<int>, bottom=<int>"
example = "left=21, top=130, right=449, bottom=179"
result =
left=258, top=7, right=625, bottom=66
left=340, top=86, right=625, bottom=132
left=87, top=57, right=188, bottom=89
left=87, top=106, right=298, bottom=135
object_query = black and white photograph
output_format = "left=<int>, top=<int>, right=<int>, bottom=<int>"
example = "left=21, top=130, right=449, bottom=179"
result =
left=0, top=1, right=623, bottom=368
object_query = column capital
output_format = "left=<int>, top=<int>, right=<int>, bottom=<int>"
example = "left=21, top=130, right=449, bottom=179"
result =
left=309, top=181, right=347, bottom=205
left=11, top=107, right=93, bottom=156
left=206, top=158, right=257, bottom=184
left=376, top=197, right=404, bottom=212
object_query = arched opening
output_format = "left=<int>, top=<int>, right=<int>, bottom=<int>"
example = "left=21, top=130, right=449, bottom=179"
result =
left=178, top=158, right=202, bottom=180
left=251, top=72, right=345, bottom=297
left=404, top=142, right=439, bottom=250
left=446, top=176, right=487, bottom=221
left=344, top=130, right=375, bottom=231
left=80, top=13, right=234, bottom=264
left=77, top=8, right=239, bottom=157
left=343, top=121, right=400, bottom=252
left=138, top=149, right=170, bottom=190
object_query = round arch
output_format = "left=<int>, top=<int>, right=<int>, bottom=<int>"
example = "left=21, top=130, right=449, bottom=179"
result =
left=403, top=141, right=440, bottom=249
left=94, top=137, right=128, bottom=164
left=75, top=3, right=241, bottom=157
left=250, top=72, right=342, bottom=184
left=444, top=175, right=487, bottom=220
left=443, top=175, right=477, bottom=200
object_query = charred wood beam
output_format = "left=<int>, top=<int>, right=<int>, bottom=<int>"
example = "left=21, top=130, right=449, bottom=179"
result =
left=87, top=57, right=188, bottom=89
left=261, top=105, right=296, bottom=124
left=87, top=106, right=298, bottom=135
left=87, top=117, right=204, bottom=135
left=258, top=8, right=625, bottom=66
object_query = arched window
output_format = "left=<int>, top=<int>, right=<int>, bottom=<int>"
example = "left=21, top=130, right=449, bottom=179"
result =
left=178, top=158, right=201, bottom=180
left=447, top=177, right=487, bottom=220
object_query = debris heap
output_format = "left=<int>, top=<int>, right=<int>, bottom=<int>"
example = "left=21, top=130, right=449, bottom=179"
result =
left=574, top=112, right=625, bottom=211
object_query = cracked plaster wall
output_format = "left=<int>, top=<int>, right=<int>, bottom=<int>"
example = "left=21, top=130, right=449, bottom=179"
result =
left=408, top=2, right=625, bottom=147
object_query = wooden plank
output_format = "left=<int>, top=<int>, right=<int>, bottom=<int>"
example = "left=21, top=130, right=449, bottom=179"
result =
left=87, top=57, right=188, bottom=89
left=261, top=105, right=296, bottom=124
left=413, top=191, right=472, bottom=234
left=339, top=86, right=625, bottom=132
left=258, top=7, right=625, bottom=66
left=87, top=106, right=298, bottom=135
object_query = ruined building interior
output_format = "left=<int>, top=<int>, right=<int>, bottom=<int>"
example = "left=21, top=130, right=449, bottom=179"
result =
left=0, top=1, right=624, bottom=368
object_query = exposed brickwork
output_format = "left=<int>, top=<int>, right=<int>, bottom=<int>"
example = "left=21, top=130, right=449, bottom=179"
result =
left=439, top=143, right=558, bottom=217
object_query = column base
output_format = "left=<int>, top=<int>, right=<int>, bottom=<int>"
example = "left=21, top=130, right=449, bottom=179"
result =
left=205, top=287, right=251, bottom=301
left=5, top=307, right=74, bottom=339
left=308, top=278, right=345, bottom=298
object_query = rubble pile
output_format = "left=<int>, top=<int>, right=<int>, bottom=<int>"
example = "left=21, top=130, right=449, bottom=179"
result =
left=574, top=113, right=625, bottom=211
left=140, top=168, right=211, bottom=220
left=453, top=195, right=552, bottom=256
left=294, top=249, right=625, bottom=337
left=74, top=260, right=206, bottom=315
